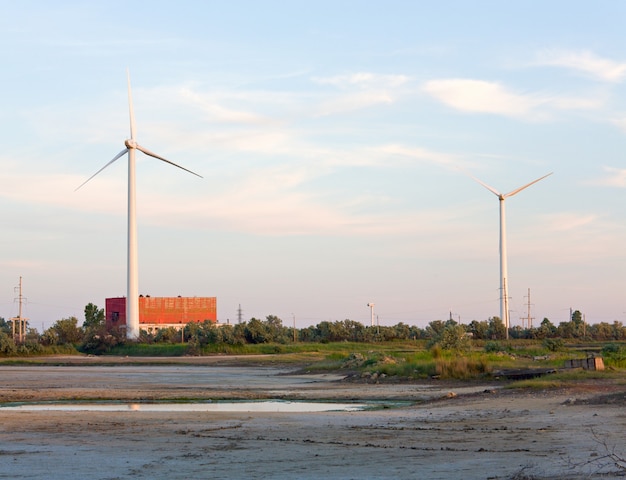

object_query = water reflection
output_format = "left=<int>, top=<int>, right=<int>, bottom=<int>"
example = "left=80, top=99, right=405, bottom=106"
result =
left=2, top=401, right=369, bottom=413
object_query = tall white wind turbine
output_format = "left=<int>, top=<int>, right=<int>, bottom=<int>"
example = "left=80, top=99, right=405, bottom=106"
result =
left=77, top=71, right=202, bottom=339
left=472, top=172, right=552, bottom=338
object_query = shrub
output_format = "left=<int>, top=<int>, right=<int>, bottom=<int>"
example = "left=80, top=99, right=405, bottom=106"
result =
left=435, top=357, right=490, bottom=379
left=0, top=331, right=16, bottom=355
left=484, top=341, right=506, bottom=353
left=80, top=326, right=124, bottom=354
left=543, top=338, right=564, bottom=352
left=602, top=343, right=622, bottom=355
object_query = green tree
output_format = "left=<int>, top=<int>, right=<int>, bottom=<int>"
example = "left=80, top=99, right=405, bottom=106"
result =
left=244, top=318, right=270, bottom=344
left=153, top=327, right=181, bottom=344
left=487, top=317, right=506, bottom=340
left=467, top=320, right=489, bottom=340
left=426, top=320, right=447, bottom=339
left=0, top=331, right=16, bottom=355
left=438, top=324, right=471, bottom=352
left=43, top=317, right=83, bottom=345
left=80, top=325, right=124, bottom=354
left=83, top=303, right=105, bottom=329
left=590, top=322, right=613, bottom=341
left=536, top=318, right=556, bottom=339
left=612, top=321, right=626, bottom=340
left=0, top=317, right=10, bottom=335
left=571, top=310, right=585, bottom=337
left=264, top=315, right=288, bottom=343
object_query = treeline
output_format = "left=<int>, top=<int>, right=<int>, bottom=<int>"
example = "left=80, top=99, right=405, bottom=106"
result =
left=1, top=305, right=625, bottom=356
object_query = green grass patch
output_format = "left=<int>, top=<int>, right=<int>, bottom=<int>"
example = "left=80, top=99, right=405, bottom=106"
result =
left=506, top=368, right=624, bottom=390
left=108, top=343, right=188, bottom=356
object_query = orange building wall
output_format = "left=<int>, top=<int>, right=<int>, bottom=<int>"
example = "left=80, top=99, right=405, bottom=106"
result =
left=105, top=296, right=217, bottom=330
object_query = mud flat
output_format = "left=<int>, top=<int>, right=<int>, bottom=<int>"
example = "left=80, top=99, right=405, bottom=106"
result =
left=0, top=356, right=625, bottom=479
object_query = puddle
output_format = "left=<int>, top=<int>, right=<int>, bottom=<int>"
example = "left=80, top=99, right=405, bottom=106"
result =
left=0, top=401, right=370, bottom=413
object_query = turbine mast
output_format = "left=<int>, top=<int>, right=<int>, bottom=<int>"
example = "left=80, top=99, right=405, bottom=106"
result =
left=125, top=72, right=140, bottom=339
left=499, top=195, right=509, bottom=337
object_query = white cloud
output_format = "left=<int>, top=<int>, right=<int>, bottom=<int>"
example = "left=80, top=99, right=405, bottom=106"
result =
left=422, top=78, right=604, bottom=119
left=591, top=166, right=626, bottom=188
left=536, top=49, right=626, bottom=82
left=375, top=144, right=465, bottom=170
left=543, top=212, right=598, bottom=231
left=314, top=91, right=394, bottom=116
left=311, top=72, right=409, bottom=116
left=178, top=87, right=276, bottom=125
left=422, top=79, right=541, bottom=117
left=611, top=116, right=626, bottom=133
left=313, top=73, right=409, bottom=89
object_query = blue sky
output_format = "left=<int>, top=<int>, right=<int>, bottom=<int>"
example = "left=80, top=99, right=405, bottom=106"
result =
left=2, top=1, right=626, bottom=331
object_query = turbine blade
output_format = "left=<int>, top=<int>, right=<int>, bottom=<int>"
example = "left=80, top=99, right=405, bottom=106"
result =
left=136, top=144, right=203, bottom=178
left=504, top=172, right=553, bottom=198
left=75, top=149, right=128, bottom=191
left=127, top=69, right=136, bottom=141
left=469, top=174, right=501, bottom=197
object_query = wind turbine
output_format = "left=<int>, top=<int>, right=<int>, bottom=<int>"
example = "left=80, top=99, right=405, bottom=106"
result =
left=77, top=71, right=202, bottom=339
left=471, top=172, right=552, bottom=339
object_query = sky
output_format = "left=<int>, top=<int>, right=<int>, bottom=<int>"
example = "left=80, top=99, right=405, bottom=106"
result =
left=2, top=1, right=626, bottom=332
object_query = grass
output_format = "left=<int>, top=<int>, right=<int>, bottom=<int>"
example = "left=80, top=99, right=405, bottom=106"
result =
left=3, top=339, right=626, bottom=386
left=505, top=368, right=625, bottom=390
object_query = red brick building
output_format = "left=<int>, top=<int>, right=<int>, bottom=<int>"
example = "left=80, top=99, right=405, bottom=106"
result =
left=106, top=296, right=217, bottom=333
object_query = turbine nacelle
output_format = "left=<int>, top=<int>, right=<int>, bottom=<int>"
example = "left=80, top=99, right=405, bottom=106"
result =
left=125, top=139, right=137, bottom=149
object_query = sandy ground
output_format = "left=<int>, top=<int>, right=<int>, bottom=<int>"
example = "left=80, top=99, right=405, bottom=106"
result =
left=0, top=356, right=625, bottom=479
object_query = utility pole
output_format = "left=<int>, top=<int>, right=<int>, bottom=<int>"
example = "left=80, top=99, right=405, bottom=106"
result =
left=503, top=278, right=510, bottom=339
left=521, top=288, right=534, bottom=329
left=292, top=313, right=296, bottom=342
left=11, top=277, right=28, bottom=343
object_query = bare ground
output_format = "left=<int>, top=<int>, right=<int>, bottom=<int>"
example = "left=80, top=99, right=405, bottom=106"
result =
left=0, top=355, right=625, bottom=479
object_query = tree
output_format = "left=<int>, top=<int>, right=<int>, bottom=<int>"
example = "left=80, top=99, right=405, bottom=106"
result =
left=426, top=320, right=447, bottom=339
left=437, top=324, right=471, bottom=352
left=264, top=315, right=288, bottom=343
left=612, top=321, right=626, bottom=340
left=83, top=303, right=105, bottom=330
left=0, top=317, right=10, bottom=335
left=244, top=318, right=270, bottom=344
left=80, top=325, right=124, bottom=354
left=0, top=331, right=16, bottom=354
left=590, top=322, right=613, bottom=341
left=467, top=320, right=489, bottom=340
left=153, top=327, right=180, bottom=344
left=536, top=318, right=556, bottom=339
left=487, top=317, right=506, bottom=340
left=43, top=317, right=83, bottom=345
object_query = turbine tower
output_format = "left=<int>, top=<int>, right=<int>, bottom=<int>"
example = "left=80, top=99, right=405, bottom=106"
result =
left=472, top=172, right=552, bottom=339
left=77, top=71, right=202, bottom=339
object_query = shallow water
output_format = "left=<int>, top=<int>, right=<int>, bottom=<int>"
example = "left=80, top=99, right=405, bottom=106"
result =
left=1, top=400, right=368, bottom=413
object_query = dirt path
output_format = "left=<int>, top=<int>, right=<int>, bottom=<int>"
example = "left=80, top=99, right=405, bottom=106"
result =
left=0, top=357, right=624, bottom=479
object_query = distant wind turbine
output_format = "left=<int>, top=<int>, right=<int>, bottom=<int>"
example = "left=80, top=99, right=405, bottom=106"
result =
left=77, top=71, right=202, bottom=339
left=471, top=172, right=552, bottom=338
